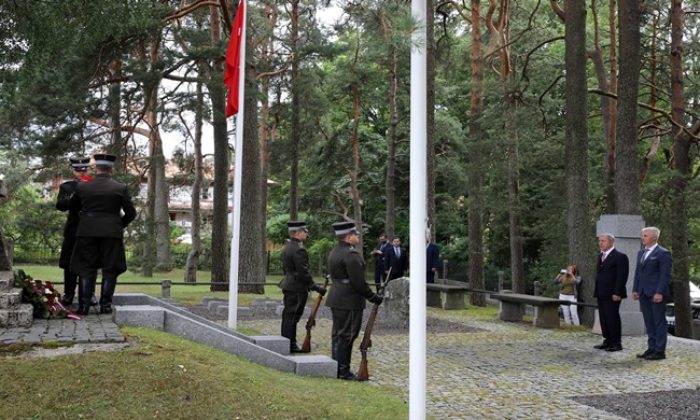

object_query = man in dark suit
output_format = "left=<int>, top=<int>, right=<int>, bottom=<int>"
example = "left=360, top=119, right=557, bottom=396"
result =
left=426, top=239, right=440, bottom=284
left=633, top=227, right=672, bottom=361
left=279, top=220, right=326, bottom=353
left=326, top=221, right=383, bottom=380
left=56, top=156, right=93, bottom=306
left=594, top=233, right=629, bottom=352
left=370, top=233, right=390, bottom=290
left=384, top=237, right=408, bottom=280
left=69, top=153, right=136, bottom=315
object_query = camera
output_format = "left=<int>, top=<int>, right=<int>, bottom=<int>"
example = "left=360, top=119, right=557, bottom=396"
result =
left=560, top=269, right=567, bottom=274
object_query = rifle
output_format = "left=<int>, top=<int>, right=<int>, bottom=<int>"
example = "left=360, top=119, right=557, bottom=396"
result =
left=357, top=267, right=390, bottom=381
left=300, top=274, right=330, bottom=353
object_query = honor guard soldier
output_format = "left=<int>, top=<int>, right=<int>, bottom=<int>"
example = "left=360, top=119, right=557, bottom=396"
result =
left=279, top=221, right=326, bottom=353
left=69, top=153, right=136, bottom=315
left=56, top=156, right=93, bottom=306
left=326, top=221, right=383, bottom=380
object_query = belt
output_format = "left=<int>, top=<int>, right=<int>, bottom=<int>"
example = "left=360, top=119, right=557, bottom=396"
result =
left=333, top=278, right=350, bottom=284
left=80, top=212, right=119, bottom=217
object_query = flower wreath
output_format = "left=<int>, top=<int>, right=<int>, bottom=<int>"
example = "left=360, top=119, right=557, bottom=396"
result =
left=14, top=269, right=80, bottom=320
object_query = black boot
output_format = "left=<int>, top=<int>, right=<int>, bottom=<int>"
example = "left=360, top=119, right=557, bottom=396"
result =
left=336, top=344, right=356, bottom=380
left=77, top=276, right=95, bottom=316
left=99, top=277, right=117, bottom=314
left=60, top=270, right=77, bottom=306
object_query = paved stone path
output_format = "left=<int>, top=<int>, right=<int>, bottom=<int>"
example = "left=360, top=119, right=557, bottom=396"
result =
left=239, top=308, right=700, bottom=420
left=0, top=313, right=125, bottom=345
left=3, top=303, right=700, bottom=419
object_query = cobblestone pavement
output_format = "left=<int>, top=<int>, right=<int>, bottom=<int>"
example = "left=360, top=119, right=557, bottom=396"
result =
left=0, top=313, right=125, bottom=345
left=239, top=308, right=700, bottom=420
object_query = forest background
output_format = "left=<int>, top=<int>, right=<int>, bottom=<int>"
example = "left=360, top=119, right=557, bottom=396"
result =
left=1, top=1, right=699, bottom=336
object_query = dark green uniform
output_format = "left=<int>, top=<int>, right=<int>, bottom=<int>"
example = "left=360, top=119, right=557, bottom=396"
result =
left=279, top=238, right=314, bottom=350
left=326, top=241, right=376, bottom=378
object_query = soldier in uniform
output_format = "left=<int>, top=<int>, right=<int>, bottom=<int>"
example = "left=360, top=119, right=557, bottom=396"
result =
left=56, top=156, right=93, bottom=306
left=326, top=221, right=383, bottom=380
left=279, top=221, right=326, bottom=353
left=69, top=153, right=136, bottom=315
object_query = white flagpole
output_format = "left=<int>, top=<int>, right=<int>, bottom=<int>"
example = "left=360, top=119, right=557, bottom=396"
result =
left=228, top=1, right=247, bottom=330
left=410, top=1, right=427, bottom=419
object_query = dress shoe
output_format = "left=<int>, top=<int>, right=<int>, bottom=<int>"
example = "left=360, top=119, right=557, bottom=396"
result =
left=59, top=294, right=74, bottom=306
left=605, top=345, right=623, bottom=352
left=643, top=351, right=666, bottom=361
left=76, top=304, right=90, bottom=316
left=99, top=305, right=113, bottom=314
left=593, top=342, right=609, bottom=350
left=338, top=371, right=357, bottom=381
left=290, top=344, right=303, bottom=353
left=636, top=349, right=654, bottom=358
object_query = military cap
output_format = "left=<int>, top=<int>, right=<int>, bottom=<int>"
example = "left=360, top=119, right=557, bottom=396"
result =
left=69, top=156, right=91, bottom=172
left=93, top=153, right=117, bottom=167
left=287, top=220, right=308, bottom=232
left=332, top=221, right=358, bottom=236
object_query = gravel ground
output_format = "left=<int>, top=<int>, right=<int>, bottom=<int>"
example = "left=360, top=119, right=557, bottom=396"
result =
left=575, top=388, right=700, bottom=420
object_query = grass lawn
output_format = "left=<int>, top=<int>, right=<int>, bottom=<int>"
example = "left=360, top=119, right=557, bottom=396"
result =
left=15, top=264, right=284, bottom=306
left=0, top=327, right=408, bottom=419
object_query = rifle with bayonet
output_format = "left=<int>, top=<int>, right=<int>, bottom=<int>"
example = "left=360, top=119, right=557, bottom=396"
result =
left=357, top=267, right=390, bottom=381
left=301, top=274, right=330, bottom=353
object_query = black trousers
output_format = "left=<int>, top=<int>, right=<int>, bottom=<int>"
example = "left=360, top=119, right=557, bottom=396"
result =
left=597, top=298, right=622, bottom=346
left=281, top=290, right=309, bottom=346
left=331, top=308, right=364, bottom=372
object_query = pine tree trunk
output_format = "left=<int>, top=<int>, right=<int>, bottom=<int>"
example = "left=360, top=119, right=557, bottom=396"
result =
left=289, top=0, right=300, bottom=220
left=614, top=0, right=641, bottom=214
left=185, top=79, right=204, bottom=283
left=426, top=0, right=436, bottom=240
left=468, top=0, right=485, bottom=306
left=209, top=5, right=229, bottom=291
left=351, top=82, right=364, bottom=251
left=238, top=40, right=265, bottom=294
left=384, top=47, right=398, bottom=241
left=565, top=0, right=595, bottom=324
left=669, top=0, right=692, bottom=338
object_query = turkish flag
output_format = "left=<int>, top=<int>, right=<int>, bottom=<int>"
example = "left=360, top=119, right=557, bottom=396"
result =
left=224, top=0, right=246, bottom=117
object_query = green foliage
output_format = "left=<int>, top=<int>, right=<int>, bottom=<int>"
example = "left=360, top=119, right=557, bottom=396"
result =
left=0, top=183, right=64, bottom=258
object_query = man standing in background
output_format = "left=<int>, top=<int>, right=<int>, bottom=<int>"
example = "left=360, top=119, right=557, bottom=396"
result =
left=370, top=233, right=390, bottom=290
left=384, top=237, right=408, bottom=280
left=633, top=227, right=672, bottom=361
left=426, top=238, right=440, bottom=284
left=594, top=233, right=629, bottom=352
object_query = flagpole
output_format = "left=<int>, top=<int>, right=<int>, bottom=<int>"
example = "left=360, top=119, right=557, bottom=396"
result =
left=410, top=1, right=427, bottom=419
left=228, top=0, right=247, bottom=330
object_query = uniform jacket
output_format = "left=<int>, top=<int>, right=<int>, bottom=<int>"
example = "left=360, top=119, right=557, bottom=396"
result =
left=633, top=245, right=672, bottom=298
left=56, top=179, right=81, bottom=237
left=279, top=238, right=314, bottom=292
left=69, top=173, right=136, bottom=238
left=385, top=245, right=408, bottom=278
left=326, top=241, right=375, bottom=310
left=594, top=248, right=629, bottom=299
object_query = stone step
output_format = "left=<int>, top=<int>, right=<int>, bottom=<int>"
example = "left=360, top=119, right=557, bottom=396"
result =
left=0, top=271, right=13, bottom=292
left=0, top=288, right=22, bottom=309
left=0, top=304, right=33, bottom=328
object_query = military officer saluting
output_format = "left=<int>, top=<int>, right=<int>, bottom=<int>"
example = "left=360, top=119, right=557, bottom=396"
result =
left=69, top=153, right=136, bottom=315
left=55, top=156, right=93, bottom=306
left=326, top=221, right=383, bottom=380
left=279, top=220, right=326, bottom=353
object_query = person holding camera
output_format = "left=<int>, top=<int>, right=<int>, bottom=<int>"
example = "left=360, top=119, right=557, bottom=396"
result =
left=554, top=265, right=581, bottom=325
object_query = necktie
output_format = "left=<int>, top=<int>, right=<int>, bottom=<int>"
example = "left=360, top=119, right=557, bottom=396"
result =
left=395, top=247, right=400, bottom=258
left=601, top=252, right=606, bottom=262
left=642, top=249, right=649, bottom=262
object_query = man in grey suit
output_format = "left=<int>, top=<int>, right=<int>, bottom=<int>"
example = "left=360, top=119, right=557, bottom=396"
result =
left=632, top=227, right=672, bottom=361
left=69, top=154, right=136, bottom=315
